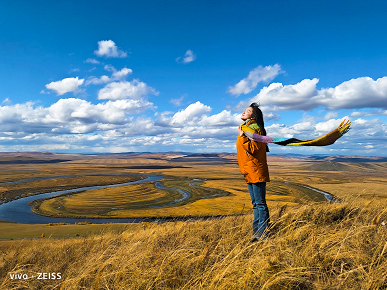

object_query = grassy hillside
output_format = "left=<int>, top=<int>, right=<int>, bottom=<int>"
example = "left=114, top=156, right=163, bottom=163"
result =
left=1, top=154, right=387, bottom=288
left=1, top=202, right=387, bottom=289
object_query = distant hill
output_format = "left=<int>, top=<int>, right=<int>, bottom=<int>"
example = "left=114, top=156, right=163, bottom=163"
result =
left=269, top=154, right=387, bottom=163
left=0, top=152, right=387, bottom=165
left=303, top=161, right=352, bottom=171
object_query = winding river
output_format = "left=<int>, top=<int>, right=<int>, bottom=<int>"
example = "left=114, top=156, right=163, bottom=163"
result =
left=0, top=174, right=164, bottom=224
left=0, top=174, right=337, bottom=224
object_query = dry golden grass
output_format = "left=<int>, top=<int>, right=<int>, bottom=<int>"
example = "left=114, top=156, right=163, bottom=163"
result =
left=0, top=170, right=144, bottom=204
left=1, top=202, right=387, bottom=289
left=29, top=161, right=328, bottom=219
left=34, top=178, right=309, bottom=218
left=0, top=221, right=142, bottom=239
left=65, top=158, right=169, bottom=165
left=2, top=157, right=387, bottom=288
left=34, top=183, right=175, bottom=217
left=308, top=182, right=387, bottom=205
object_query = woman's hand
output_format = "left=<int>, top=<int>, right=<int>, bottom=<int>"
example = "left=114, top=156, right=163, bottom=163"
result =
left=238, top=125, right=244, bottom=136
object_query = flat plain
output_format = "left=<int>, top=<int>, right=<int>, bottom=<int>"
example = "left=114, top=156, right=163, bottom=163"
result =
left=1, top=152, right=387, bottom=289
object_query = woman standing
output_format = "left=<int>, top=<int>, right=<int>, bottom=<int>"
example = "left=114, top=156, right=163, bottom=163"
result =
left=236, top=103, right=270, bottom=242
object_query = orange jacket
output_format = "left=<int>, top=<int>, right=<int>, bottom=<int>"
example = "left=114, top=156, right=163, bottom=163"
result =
left=236, top=120, right=270, bottom=183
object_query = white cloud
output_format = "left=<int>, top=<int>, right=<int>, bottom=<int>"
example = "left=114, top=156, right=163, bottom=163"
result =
left=318, top=77, right=387, bottom=110
left=0, top=97, right=154, bottom=137
left=176, top=49, right=196, bottom=64
left=253, top=78, right=320, bottom=110
left=113, top=68, right=132, bottom=78
left=84, top=58, right=100, bottom=64
left=45, top=77, right=84, bottom=96
left=94, top=40, right=127, bottom=58
left=85, top=65, right=133, bottom=85
left=235, top=76, right=387, bottom=112
left=350, top=109, right=387, bottom=117
left=324, top=112, right=338, bottom=120
left=0, top=97, right=386, bottom=154
left=85, top=75, right=111, bottom=85
left=168, top=101, right=211, bottom=126
left=198, top=110, right=241, bottom=126
left=2, top=98, right=11, bottom=105
left=228, top=64, right=282, bottom=96
left=109, top=66, right=132, bottom=78
left=104, top=64, right=115, bottom=72
left=170, top=95, right=185, bottom=106
left=98, top=80, right=158, bottom=100
left=156, top=101, right=211, bottom=127
left=156, top=102, right=241, bottom=130
left=45, top=98, right=152, bottom=126
left=314, top=118, right=350, bottom=133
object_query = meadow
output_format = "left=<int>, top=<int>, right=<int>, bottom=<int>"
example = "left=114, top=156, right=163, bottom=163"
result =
left=30, top=161, right=328, bottom=219
left=0, top=153, right=387, bottom=289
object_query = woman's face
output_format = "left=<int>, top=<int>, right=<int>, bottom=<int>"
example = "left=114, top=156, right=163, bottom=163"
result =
left=241, top=107, right=253, bottom=121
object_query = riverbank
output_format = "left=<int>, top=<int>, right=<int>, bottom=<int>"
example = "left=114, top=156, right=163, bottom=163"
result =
left=1, top=172, right=333, bottom=223
left=0, top=174, right=146, bottom=205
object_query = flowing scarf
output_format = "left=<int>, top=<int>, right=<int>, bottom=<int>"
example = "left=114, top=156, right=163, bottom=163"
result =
left=242, top=119, right=351, bottom=146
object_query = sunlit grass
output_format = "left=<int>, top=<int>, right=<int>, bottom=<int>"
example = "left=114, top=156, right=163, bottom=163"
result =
left=33, top=178, right=316, bottom=218
left=1, top=203, right=387, bottom=289
left=1, top=158, right=387, bottom=288
left=0, top=171, right=144, bottom=204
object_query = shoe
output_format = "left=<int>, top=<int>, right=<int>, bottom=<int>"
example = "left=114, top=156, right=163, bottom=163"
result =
left=250, top=235, right=268, bottom=243
left=249, top=237, right=259, bottom=243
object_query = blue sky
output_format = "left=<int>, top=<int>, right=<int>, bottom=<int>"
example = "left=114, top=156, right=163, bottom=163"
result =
left=1, top=0, right=387, bottom=155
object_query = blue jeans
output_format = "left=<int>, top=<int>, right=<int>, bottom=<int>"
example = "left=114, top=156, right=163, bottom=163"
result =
left=247, top=182, right=270, bottom=238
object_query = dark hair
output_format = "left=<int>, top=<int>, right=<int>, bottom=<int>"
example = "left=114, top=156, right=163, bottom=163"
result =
left=249, top=102, right=269, bottom=152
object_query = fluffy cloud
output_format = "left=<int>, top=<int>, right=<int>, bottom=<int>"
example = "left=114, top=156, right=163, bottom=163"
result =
left=94, top=40, right=127, bottom=58
left=86, top=75, right=111, bottom=85
left=45, top=77, right=84, bottom=96
left=0, top=98, right=154, bottom=136
left=113, top=68, right=132, bottom=78
left=1, top=97, right=386, bottom=154
left=85, top=65, right=133, bottom=85
left=107, top=65, right=132, bottom=79
left=236, top=76, right=387, bottom=112
left=249, top=78, right=320, bottom=111
left=98, top=80, right=158, bottom=100
left=176, top=49, right=196, bottom=64
left=156, top=101, right=211, bottom=127
left=198, top=110, right=241, bottom=126
left=228, top=64, right=282, bottom=96
left=45, top=98, right=152, bottom=127
left=350, top=109, right=387, bottom=117
left=170, top=95, right=185, bottom=106
left=84, top=58, right=100, bottom=64
left=318, top=77, right=387, bottom=110
left=155, top=102, right=242, bottom=135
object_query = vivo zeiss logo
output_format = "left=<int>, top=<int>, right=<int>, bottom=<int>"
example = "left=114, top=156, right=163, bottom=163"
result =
left=9, top=273, right=29, bottom=280
left=9, top=272, right=62, bottom=280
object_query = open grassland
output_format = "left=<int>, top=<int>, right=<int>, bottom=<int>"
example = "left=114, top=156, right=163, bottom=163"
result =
left=0, top=220, right=143, bottom=240
left=33, top=183, right=179, bottom=217
left=2, top=154, right=387, bottom=288
left=2, top=157, right=387, bottom=220
left=33, top=168, right=323, bottom=218
left=1, top=203, right=387, bottom=289
left=270, top=161, right=387, bottom=205
left=26, top=161, right=329, bottom=219
left=0, top=166, right=144, bottom=204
